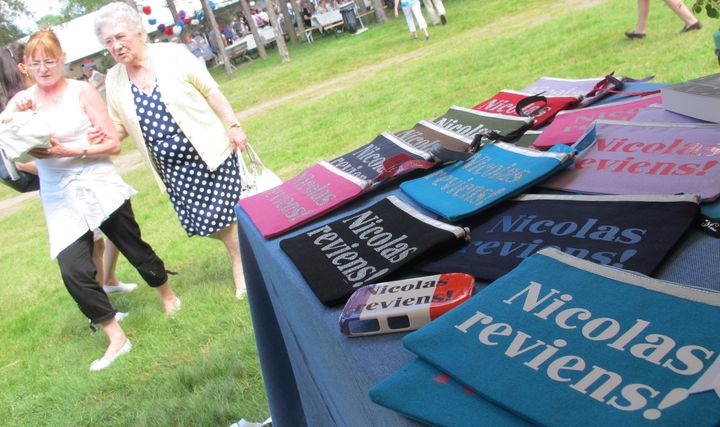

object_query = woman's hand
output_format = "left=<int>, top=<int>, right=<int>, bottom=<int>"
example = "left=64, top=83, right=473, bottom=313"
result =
left=11, top=90, right=36, bottom=112
left=29, top=136, right=81, bottom=159
left=394, top=7, right=399, bottom=17
left=0, top=90, right=35, bottom=122
left=86, top=126, right=107, bottom=145
left=229, top=126, right=248, bottom=152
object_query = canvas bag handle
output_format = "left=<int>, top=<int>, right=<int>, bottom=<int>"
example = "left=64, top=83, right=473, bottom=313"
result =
left=430, top=95, right=539, bottom=162
left=236, top=143, right=263, bottom=196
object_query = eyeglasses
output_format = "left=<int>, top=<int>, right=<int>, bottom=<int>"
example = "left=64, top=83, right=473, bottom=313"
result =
left=27, top=59, right=60, bottom=69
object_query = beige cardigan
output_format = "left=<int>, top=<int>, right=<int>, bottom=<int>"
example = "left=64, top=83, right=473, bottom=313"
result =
left=105, top=42, right=233, bottom=192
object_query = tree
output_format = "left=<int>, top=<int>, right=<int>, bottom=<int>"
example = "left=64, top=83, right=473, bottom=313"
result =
left=371, top=0, right=388, bottom=23
left=281, top=0, right=298, bottom=45
left=201, top=0, right=233, bottom=76
left=59, top=0, right=109, bottom=18
left=239, top=0, right=267, bottom=60
left=35, top=0, right=132, bottom=29
left=692, top=0, right=720, bottom=17
left=37, top=14, right=67, bottom=28
left=166, top=0, right=179, bottom=24
left=290, top=0, right=307, bottom=37
left=0, top=0, right=29, bottom=46
left=266, top=0, right=290, bottom=63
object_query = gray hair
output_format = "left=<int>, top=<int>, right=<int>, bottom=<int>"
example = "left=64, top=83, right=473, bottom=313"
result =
left=94, top=2, right=146, bottom=43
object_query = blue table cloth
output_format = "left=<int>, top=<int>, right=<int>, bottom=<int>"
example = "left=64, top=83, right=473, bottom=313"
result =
left=236, top=184, right=719, bottom=427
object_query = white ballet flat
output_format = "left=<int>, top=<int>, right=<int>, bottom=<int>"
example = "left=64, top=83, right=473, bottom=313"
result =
left=168, top=297, right=181, bottom=317
left=102, top=282, right=138, bottom=295
left=89, top=339, right=132, bottom=372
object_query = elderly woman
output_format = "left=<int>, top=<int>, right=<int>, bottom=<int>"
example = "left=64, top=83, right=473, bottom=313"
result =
left=95, top=2, right=249, bottom=299
left=0, top=30, right=180, bottom=371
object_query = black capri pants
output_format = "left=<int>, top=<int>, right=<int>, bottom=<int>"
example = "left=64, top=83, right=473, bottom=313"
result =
left=56, top=199, right=168, bottom=324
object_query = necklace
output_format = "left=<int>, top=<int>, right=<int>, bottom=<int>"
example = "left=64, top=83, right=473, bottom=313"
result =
left=128, top=65, right=156, bottom=94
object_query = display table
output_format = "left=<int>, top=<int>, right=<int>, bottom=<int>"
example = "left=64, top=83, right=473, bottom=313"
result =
left=236, top=185, right=719, bottom=427
left=311, top=9, right=344, bottom=34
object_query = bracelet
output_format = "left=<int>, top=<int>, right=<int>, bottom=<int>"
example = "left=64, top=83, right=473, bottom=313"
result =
left=80, top=148, right=88, bottom=159
left=228, top=122, right=242, bottom=130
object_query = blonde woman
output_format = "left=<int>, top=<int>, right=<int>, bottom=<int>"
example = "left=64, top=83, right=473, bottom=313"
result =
left=1, top=30, right=180, bottom=371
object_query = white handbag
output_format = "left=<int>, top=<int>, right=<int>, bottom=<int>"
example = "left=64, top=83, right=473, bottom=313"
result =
left=0, top=111, right=51, bottom=163
left=237, top=143, right=282, bottom=198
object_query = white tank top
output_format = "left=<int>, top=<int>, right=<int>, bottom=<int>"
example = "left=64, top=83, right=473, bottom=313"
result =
left=33, top=80, right=136, bottom=259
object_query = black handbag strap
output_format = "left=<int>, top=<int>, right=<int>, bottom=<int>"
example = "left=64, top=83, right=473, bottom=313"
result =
left=430, top=112, right=536, bottom=163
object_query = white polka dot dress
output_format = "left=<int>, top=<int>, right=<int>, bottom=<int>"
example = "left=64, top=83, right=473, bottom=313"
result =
left=132, top=84, right=241, bottom=237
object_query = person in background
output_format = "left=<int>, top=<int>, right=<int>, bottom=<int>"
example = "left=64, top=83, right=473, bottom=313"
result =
left=625, top=0, right=701, bottom=39
left=94, top=233, right=137, bottom=294
left=208, top=28, right=226, bottom=54
left=183, top=32, right=205, bottom=65
left=259, top=8, right=270, bottom=25
left=81, top=63, right=105, bottom=95
left=231, top=18, right=243, bottom=37
left=95, top=2, right=250, bottom=299
left=394, top=0, right=430, bottom=41
left=0, top=49, right=25, bottom=106
left=286, top=1, right=296, bottom=27
left=253, top=9, right=267, bottom=28
left=194, top=32, right=217, bottom=67
left=302, top=3, right=313, bottom=28
left=423, top=0, right=447, bottom=25
left=220, top=23, right=235, bottom=45
left=1, top=29, right=180, bottom=371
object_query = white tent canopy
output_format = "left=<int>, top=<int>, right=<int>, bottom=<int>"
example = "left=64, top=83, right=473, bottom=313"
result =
left=52, top=0, right=238, bottom=64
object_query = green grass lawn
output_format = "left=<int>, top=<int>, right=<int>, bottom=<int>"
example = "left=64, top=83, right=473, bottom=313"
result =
left=1, top=0, right=717, bottom=425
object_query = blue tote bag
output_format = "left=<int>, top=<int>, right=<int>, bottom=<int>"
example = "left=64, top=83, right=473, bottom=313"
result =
left=400, top=143, right=573, bottom=221
left=404, top=248, right=720, bottom=427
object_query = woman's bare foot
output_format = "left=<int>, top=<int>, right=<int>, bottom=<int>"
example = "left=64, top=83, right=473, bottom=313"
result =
left=90, top=319, right=132, bottom=371
left=155, top=283, right=180, bottom=316
left=160, top=295, right=181, bottom=316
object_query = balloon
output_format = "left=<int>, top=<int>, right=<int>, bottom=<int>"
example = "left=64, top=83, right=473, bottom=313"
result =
left=172, top=26, right=182, bottom=36
left=191, top=19, right=199, bottom=25
left=197, top=11, right=205, bottom=20
left=178, top=10, right=186, bottom=20
left=184, top=18, right=191, bottom=25
left=157, top=23, right=166, bottom=32
left=165, top=27, right=174, bottom=36
left=177, top=20, right=185, bottom=27
left=148, top=18, right=157, bottom=25
left=142, top=5, right=151, bottom=15
left=82, top=58, right=91, bottom=63
left=209, top=1, right=217, bottom=10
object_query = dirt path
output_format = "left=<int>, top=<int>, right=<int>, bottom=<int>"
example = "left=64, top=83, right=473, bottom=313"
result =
left=0, top=0, right=607, bottom=221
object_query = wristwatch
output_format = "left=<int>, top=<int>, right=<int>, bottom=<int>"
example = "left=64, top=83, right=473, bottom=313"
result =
left=80, top=141, right=89, bottom=159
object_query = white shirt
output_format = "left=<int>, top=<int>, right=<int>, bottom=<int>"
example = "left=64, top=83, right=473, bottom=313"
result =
left=32, top=80, right=136, bottom=259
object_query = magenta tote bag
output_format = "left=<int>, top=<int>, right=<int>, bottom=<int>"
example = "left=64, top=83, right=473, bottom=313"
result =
left=532, top=95, right=661, bottom=149
left=237, top=161, right=370, bottom=238
left=542, top=120, right=720, bottom=201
